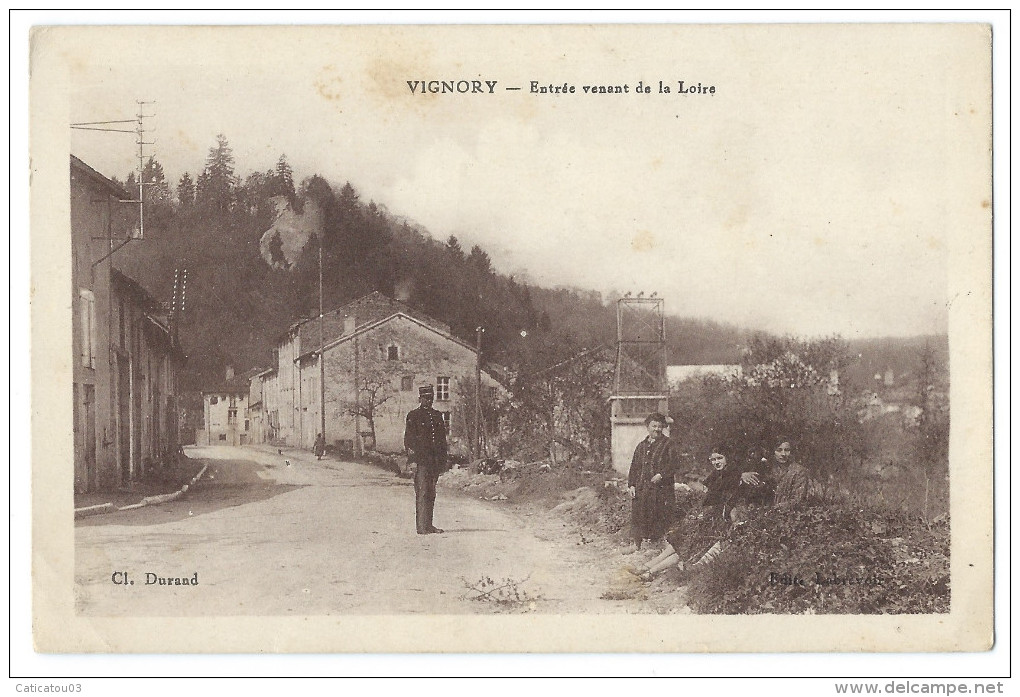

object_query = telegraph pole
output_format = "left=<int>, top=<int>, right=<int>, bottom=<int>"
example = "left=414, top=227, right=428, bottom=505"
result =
left=74, top=100, right=154, bottom=263
left=354, top=334, right=361, bottom=457
left=474, top=326, right=484, bottom=460
left=134, top=101, right=155, bottom=239
left=318, top=240, right=326, bottom=446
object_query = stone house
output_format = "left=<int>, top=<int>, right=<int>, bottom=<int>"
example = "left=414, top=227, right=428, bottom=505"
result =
left=196, top=367, right=250, bottom=446
left=71, top=155, right=184, bottom=492
left=249, top=292, right=501, bottom=456
left=247, top=366, right=278, bottom=445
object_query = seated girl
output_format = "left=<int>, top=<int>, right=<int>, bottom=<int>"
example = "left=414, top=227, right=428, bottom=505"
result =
left=627, top=444, right=743, bottom=581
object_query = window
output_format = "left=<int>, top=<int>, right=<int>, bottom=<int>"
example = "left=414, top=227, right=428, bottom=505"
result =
left=228, top=408, right=238, bottom=424
left=401, top=375, right=414, bottom=392
left=219, top=433, right=227, bottom=441
left=244, top=419, right=250, bottom=431
left=78, top=289, right=97, bottom=368
left=436, top=377, right=450, bottom=401
left=210, top=396, right=219, bottom=405
left=487, top=386, right=498, bottom=402
left=387, top=344, right=400, bottom=361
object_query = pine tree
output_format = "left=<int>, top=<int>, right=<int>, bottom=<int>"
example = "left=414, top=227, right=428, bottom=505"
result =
left=446, top=235, right=464, bottom=260
left=270, top=154, right=296, bottom=201
left=196, top=134, right=238, bottom=214
left=468, top=245, right=492, bottom=273
left=337, top=181, right=360, bottom=224
left=239, top=170, right=269, bottom=215
left=177, top=172, right=196, bottom=208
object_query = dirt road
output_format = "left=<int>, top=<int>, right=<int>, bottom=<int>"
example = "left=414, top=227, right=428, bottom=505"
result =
left=75, top=445, right=671, bottom=615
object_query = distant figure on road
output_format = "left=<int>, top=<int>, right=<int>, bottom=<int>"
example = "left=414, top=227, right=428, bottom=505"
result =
left=404, top=385, right=449, bottom=535
left=627, top=412, right=681, bottom=551
left=313, top=433, right=326, bottom=460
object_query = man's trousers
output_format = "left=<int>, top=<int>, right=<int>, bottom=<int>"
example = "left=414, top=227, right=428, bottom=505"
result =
left=414, top=464, right=441, bottom=533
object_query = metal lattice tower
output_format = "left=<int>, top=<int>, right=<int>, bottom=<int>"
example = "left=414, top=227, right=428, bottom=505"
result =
left=615, top=296, right=666, bottom=396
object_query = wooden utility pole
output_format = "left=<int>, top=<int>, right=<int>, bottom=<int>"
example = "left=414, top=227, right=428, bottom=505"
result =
left=354, top=334, right=362, bottom=456
left=318, top=242, right=326, bottom=446
left=474, top=326, right=484, bottom=460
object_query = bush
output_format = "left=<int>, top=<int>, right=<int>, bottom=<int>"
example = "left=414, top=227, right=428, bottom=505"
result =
left=670, top=337, right=871, bottom=485
left=685, top=505, right=950, bottom=614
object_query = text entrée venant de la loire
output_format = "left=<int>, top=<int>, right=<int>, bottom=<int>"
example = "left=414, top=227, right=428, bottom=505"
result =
left=405, top=80, right=716, bottom=95
left=529, top=80, right=715, bottom=95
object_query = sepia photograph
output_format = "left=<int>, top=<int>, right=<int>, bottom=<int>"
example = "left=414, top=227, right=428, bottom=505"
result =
left=26, top=19, right=995, bottom=657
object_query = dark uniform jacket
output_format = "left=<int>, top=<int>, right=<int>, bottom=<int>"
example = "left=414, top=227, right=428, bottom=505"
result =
left=403, top=406, right=448, bottom=470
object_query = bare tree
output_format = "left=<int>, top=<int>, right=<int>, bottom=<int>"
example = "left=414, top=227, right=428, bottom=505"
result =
left=496, top=347, right=613, bottom=465
left=342, top=364, right=400, bottom=450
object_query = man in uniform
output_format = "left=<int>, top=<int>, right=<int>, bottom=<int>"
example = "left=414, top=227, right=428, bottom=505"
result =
left=404, top=385, right=448, bottom=534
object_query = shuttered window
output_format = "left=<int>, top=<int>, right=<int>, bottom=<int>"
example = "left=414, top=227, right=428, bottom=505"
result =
left=78, top=289, right=97, bottom=368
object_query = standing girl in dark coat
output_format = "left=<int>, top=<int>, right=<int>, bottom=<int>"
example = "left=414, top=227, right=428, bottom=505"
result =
left=627, top=412, right=682, bottom=550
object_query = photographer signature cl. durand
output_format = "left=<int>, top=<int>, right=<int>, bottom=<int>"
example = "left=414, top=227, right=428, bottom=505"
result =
left=111, top=571, right=199, bottom=587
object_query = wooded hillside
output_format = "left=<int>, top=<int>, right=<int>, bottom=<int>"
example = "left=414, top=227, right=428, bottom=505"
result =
left=108, top=134, right=944, bottom=394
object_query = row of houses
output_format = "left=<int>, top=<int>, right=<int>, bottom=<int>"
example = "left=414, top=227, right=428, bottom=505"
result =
left=71, top=156, right=185, bottom=493
left=202, top=292, right=502, bottom=457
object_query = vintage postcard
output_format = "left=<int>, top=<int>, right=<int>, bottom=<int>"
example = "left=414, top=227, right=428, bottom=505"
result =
left=30, top=22, right=993, bottom=653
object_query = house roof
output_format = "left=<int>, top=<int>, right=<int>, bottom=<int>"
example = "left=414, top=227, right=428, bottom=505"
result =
left=250, top=366, right=276, bottom=379
left=204, top=367, right=262, bottom=395
left=202, top=379, right=250, bottom=396
left=141, top=314, right=186, bottom=361
left=667, top=364, right=741, bottom=384
left=532, top=345, right=615, bottom=378
left=109, top=268, right=186, bottom=361
left=294, top=310, right=504, bottom=384
left=298, top=310, right=475, bottom=359
left=111, top=268, right=162, bottom=314
left=70, top=154, right=131, bottom=200
left=286, top=291, right=451, bottom=347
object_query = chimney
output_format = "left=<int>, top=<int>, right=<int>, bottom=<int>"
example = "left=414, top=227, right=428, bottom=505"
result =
left=394, top=278, right=412, bottom=302
left=226, top=365, right=234, bottom=381
left=343, top=315, right=356, bottom=335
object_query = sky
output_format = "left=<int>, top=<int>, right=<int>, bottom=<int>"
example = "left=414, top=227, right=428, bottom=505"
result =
left=56, top=22, right=991, bottom=339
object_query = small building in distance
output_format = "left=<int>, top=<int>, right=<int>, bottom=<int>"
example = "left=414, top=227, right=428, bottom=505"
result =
left=666, top=364, right=742, bottom=389
left=196, top=367, right=251, bottom=446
